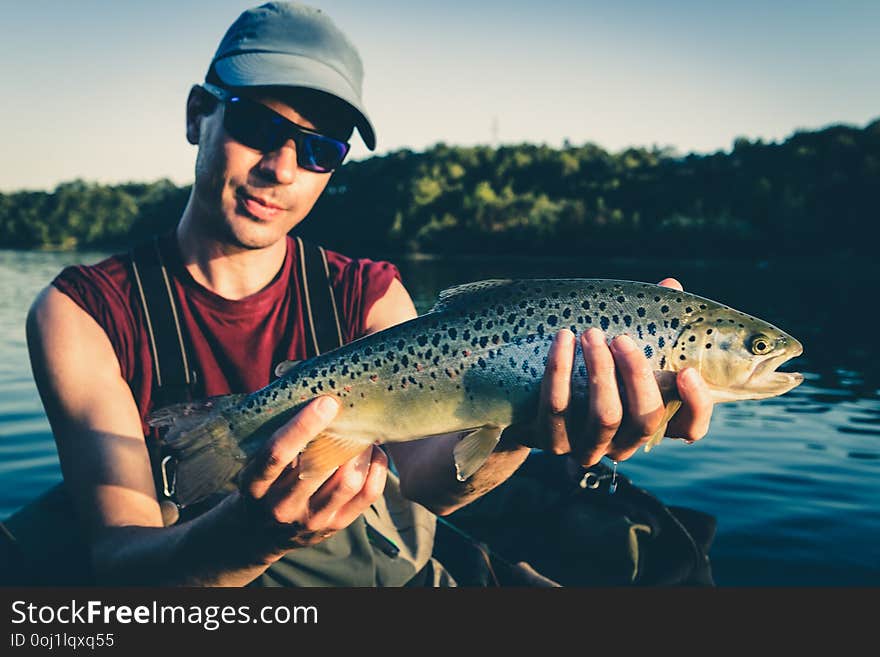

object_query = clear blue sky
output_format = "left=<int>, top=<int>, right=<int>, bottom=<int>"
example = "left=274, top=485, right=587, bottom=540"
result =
left=1, top=0, right=877, bottom=191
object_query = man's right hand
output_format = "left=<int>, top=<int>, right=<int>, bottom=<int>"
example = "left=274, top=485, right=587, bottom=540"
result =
left=235, top=396, right=388, bottom=557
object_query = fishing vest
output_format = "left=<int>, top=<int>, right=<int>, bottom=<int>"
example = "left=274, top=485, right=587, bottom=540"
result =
left=131, top=234, right=440, bottom=587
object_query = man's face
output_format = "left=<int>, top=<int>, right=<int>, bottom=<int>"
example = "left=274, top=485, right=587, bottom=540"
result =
left=190, top=88, right=335, bottom=250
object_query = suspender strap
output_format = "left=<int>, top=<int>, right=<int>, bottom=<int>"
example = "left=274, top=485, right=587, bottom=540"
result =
left=294, top=236, right=345, bottom=355
left=130, top=235, right=198, bottom=406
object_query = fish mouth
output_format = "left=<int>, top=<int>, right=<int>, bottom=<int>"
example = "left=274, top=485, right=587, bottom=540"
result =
left=741, top=340, right=804, bottom=399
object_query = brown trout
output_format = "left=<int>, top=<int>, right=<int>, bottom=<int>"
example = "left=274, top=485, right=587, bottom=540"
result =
left=152, top=279, right=804, bottom=506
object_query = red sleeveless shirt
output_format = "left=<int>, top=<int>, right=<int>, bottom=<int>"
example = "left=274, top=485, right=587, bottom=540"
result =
left=52, top=233, right=401, bottom=434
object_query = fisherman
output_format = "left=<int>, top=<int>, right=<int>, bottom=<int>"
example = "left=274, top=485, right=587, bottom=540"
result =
left=25, top=2, right=716, bottom=586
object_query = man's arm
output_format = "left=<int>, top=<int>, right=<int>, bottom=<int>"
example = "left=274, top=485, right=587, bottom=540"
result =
left=370, top=278, right=715, bottom=516
left=27, top=286, right=385, bottom=586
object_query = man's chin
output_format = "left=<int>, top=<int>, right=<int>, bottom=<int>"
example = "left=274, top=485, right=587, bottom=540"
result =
left=218, top=217, right=291, bottom=251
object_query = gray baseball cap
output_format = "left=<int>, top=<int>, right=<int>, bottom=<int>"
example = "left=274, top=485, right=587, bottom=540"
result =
left=209, top=2, right=375, bottom=150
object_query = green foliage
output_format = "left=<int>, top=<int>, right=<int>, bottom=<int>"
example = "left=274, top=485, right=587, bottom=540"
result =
left=1, top=118, right=877, bottom=256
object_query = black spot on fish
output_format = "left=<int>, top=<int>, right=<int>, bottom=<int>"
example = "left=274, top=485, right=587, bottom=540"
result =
left=374, top=359, right=381, bottom=367
left=670, top=318, right=680, bottom=329
left=661, top=305, right=669, bottom=314
left=417, top=335, right=427, bottom=347
left=581, top=300, right=591, bottom=310
left=474, top=319, right=483, bottom=330
left=364, top=347, right=373, bottom=356
left=600, top=316, right=610, bottom=330
left=611, top=315, right=619, bottom=324
left=536, top=324, right=545, bottom=336
left=350, top=356, right=359, bottom=365
left=623, top=315, right=632, bottom=327
left=707, top=328, right=714, bottom=335
left=502, top=330, right=510, bottom=342
left=660, top=356, right=666, bottom=369
left=599, top=302, right=607, bottom=311
left=479, top=336, right=489, bottom=347
left=689, top=335, right=696, bottom=342
left=441, top=344, right=450, bottom=355
left=539, top=300, right=547, bottom=309
left=432, top=334, right=441, bottom=347
left=654, top=296, right=661, bottom=302
left=401, top=355, right=410, bottom=367
left=644, top=345, right=654, bottom=358
left=547, top=315, right=558, bottom=326
left=508, top=313, right=517, bottom=324
left=478, top=357, right=487, bottom=369
left=647, top=322, right=657, bottom=336
left=658, top=337, right=665, bottom=348
left=617, top=295, right=625, bottom=303
left=685, top=307, right=693, bottom=313
left=706, top=343, right=712, bottom=349
left=562, top=308, right=572, bottom=319
left=680, top=354, right=687, bottom=360
left=637, top=307, right=646, bottom=317
left=392, top=364, right=400, bottom=374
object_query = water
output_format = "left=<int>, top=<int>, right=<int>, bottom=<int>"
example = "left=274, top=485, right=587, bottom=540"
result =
left=1, top=248, right=878, bottom=586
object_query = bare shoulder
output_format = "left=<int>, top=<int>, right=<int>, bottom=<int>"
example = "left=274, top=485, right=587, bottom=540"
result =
left=27, top=285, right=121, bottom=381
left=364, top=278, right=418, bottom=334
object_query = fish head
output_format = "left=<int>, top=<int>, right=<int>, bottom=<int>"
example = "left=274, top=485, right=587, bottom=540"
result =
left=674, top=309, right=804, bottom=403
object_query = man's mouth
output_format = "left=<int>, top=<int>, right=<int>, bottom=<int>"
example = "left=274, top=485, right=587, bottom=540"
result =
left=237, top=191, right=286, bottom=220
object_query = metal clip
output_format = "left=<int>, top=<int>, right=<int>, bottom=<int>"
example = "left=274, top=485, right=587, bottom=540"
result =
left=160, top=455, right=177, bottom=498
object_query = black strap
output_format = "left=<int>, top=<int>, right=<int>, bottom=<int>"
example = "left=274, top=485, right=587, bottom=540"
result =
left=294, top=236, right=345, bottom=356
left=130, top=235, right=198, bottom=406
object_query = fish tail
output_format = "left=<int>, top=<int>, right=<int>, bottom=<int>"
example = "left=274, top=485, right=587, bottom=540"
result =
left=153, top=394, right=248, bottom=507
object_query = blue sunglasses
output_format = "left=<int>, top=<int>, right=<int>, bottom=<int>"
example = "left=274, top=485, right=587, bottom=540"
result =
left=202, top=83, right=351, bottom=173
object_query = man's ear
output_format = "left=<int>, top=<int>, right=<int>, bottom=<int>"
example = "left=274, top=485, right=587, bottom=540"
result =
left=186, top=85, right=217, bottom=145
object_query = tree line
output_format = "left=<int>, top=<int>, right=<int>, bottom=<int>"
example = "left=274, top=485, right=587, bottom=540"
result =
left=1, top=118, right=877, bottom=256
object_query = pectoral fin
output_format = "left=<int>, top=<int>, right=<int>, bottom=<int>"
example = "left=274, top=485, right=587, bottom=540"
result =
left=644, top=399, right=683, bottom=452
left=453, top=425, right=503, bottom=482
left=297, top=434, right=374, bottom=480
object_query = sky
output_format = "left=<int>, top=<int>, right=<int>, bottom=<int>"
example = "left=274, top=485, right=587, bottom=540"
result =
left=1, top=0, right=878, bottom=192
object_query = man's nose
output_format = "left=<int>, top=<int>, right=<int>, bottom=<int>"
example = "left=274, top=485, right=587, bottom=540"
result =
left=257, top=141, right=298, bottom=184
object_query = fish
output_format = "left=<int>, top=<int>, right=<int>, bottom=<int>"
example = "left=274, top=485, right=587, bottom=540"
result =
left=149, top=279, right=804, bottom=507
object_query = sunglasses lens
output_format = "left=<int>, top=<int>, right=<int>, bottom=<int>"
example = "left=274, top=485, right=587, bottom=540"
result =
left=298, top=134, right=350, bottom=173
left=224, top=99, right=287, bottom=152
left=224, top=97, right=350, bottom=173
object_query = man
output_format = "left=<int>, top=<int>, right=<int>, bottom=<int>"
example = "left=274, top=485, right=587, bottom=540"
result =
left=26, top=2, right=714, bottom=586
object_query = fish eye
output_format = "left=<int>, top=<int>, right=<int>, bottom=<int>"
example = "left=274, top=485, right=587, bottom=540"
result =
left=749, top=334, right=773, bottom=355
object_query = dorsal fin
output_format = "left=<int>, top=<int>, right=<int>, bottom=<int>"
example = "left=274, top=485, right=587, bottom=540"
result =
left=430, top=279, right=514, bottom=312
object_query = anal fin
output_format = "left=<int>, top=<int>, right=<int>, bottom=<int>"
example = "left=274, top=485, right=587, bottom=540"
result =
left=298, top=434, right=374, bottom=480
left=644, top=399, right=683, bottom=452
left=453, top=425, right=503, bottom=482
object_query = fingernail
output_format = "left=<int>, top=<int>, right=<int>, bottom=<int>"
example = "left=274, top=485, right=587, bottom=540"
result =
left=612, top=334, right=636, bottom=354
left=584, top=327, right=605, bottom=346
left=314, top=396, right=339, bottom=420
left=681, top=368, right=699, bottom=388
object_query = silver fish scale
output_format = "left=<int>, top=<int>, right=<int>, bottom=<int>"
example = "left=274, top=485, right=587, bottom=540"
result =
left=230, top=280, right=744, bottom=445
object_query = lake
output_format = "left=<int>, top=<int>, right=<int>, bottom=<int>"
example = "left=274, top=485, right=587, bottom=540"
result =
left=1, top=247, right=878, bottom=586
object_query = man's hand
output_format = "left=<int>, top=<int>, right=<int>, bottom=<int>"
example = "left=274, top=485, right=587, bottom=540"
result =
left=235, top=396, right=387, bottom=556
left=503, top=277, right=715, bottom=467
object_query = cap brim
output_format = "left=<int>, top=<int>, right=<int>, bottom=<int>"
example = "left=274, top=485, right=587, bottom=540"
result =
left=215, top=52, right=376, bottom=150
